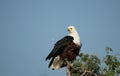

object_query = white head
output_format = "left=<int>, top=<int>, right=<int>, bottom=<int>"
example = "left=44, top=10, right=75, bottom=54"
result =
left=67, top=26, right=80, bottom=45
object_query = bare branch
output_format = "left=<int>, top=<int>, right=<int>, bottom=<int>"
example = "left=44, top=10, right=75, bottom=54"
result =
left=66, top=65, right=71, bottom=76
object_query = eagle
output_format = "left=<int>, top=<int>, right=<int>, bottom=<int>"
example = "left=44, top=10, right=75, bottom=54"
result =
left=45, top=26, right=82, bottom=70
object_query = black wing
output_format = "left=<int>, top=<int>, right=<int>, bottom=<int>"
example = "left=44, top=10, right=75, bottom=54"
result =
left=45, top=36, right=73, bottom=61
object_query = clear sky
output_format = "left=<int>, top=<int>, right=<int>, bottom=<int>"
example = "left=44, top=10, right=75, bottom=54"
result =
left=0, top=0, right=120, bottom=76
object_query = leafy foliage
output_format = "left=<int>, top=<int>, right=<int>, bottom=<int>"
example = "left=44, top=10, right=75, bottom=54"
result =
left=69, top=47, right=120, bottom=76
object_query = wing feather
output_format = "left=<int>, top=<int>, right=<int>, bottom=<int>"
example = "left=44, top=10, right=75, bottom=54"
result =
left=45, top=36, right=73, bottom=61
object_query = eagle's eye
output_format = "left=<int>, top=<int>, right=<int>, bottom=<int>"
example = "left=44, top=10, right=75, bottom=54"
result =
left=70, top=28, right=72, bottom=30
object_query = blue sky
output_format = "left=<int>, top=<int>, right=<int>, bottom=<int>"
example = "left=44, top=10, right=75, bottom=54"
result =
left=0, top=0, right=120, bottom=76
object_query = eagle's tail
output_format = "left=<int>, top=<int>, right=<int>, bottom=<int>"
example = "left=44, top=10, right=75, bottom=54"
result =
left=49, top=56, right=64, bottom=70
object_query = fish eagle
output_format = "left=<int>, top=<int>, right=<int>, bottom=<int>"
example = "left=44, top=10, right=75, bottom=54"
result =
left=45, top=26, right=82, bottom=70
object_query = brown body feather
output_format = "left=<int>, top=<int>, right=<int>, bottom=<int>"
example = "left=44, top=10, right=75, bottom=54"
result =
left=59, top=42, right=80, bottom=61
